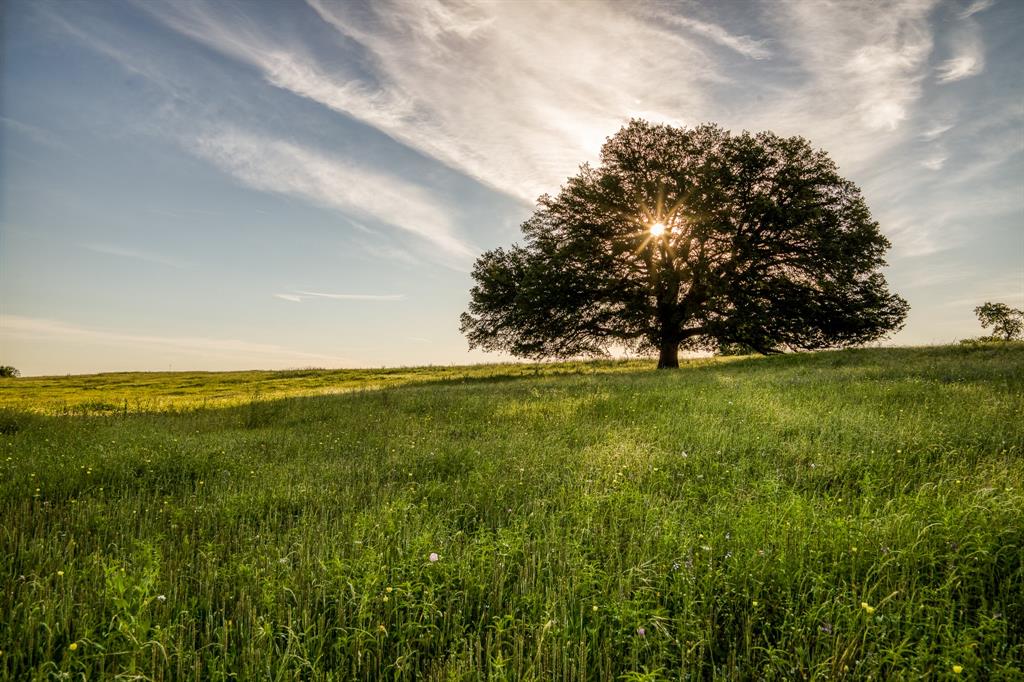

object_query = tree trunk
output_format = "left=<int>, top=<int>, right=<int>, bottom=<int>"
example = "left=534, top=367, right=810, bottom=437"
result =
left=657, top=338, right=680, bottom=369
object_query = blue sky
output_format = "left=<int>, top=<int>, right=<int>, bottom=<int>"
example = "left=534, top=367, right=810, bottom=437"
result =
left=1, top=0, right=1021, bottom=375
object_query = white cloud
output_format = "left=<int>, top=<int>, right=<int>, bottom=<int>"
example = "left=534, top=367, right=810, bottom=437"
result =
left=643, top=9, right=771, bottom=59
left=0, top=315, right=352, bottom=365
left=116, top=0, right=945, bottom=195
left=936, top=18, right=985, bottom=83
left=139, top=0, right=724, bottom=202
left=936, top=54, right=984, bottom=83
left=190, top=128, right=473, bottom=258
left=84, top=243, right=190, bottom=269
left=920, top=122, right=954, bottom=140
left=764, top=0, right=937, bottom=144
left=292, top=290, right=405, bottom=301
left=960, top=0, right=995, bottom=19
left=920, top=155, right=947, bottom=170
left=273, top=293, right=304, bottom=302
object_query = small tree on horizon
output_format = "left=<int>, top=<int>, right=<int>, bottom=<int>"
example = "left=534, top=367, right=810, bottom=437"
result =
left=0, top=366, right=20, bottom=378
left=974, top=302, right=1024, bottom=341
left=461, top=120, right=909, bottom=368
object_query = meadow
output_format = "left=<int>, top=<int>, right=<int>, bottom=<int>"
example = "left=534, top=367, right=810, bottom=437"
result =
left=1, top=344, right=1021, bottom=680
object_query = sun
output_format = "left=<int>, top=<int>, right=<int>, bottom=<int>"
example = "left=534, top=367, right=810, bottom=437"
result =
left=649, top=222, right=666, bottom=237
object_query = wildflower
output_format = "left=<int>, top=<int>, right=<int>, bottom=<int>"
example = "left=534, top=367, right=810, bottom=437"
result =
left=378, top=624, right=387, bottom=633
left=385, top=586, right=393, bottom=593
left=952, top=665, right=963, bottom=674
left=156, top=594, right=166, bottom=602
left=819, top=622, right=833, bottom=634
left=861, top=602, right=875, bottom=615
left=56, top=570, right=64, bottom=577
left=429, top=552, right=439, bottom=562
left=592, top=605, right=598, bottom=612
left=637, top=627, right=646, bottom=636
left=752, top=601, right=758, bottom=607
left=68, top=642, right=78, bottom=651
left=382, top=595, right=389, bottom=603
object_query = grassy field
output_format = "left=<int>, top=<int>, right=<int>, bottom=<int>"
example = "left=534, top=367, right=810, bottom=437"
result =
left=1, top=344, right=1021, bottom=680
left=0, top=359, right=658, bottom=414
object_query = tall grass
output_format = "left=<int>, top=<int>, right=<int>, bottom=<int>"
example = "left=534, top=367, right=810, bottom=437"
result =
left=1, top=344, right=1021, bottom=679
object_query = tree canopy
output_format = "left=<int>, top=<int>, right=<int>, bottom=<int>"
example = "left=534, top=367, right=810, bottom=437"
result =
left=974, top=302, right=1024, bottom=341
left=461, top=120, right=909, bottom=367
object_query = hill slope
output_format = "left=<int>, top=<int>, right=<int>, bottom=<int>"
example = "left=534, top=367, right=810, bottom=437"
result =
left=1, top=344, right=1022, bottom=679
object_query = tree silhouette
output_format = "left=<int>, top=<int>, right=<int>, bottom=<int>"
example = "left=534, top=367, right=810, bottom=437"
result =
left=974, top=302, right=1024, bottom=341
left=461, top=120, right=909, bottom=368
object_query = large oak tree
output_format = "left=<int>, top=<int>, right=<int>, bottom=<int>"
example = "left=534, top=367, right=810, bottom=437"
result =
left=461, top=120, right=909, bottom=368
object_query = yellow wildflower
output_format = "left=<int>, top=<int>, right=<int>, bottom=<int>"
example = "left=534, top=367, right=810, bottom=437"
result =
left=952, top=665, right=963, bottom=674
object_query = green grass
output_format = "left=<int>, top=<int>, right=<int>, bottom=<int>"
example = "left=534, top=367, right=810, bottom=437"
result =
left=0, top=359, right=660, bottom=414
left=1, top=344, right=1022, bottom=680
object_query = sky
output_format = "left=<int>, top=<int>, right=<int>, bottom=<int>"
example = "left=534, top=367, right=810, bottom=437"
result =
left=1, top=0, right=1021, bottom=376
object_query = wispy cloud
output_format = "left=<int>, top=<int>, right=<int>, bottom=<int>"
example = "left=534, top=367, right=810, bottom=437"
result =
left=936, top=33, right=985, bottom=82
left=936, top=7, right=986, bottom=84
left=766, top=0, right=937, bottom=141
left=876, top=178, right=1022, bottom=258
left=1, top=116, right=68, bottom=151
left=643, top=9, right=771, bottom=60
left=137, top=0, right=725, bottom=201
left=75, top=0, right=945, bottom=197
left=84, top=243, right=190, bottom=269
left=936, top=54, right=983, bottom=83
left=0, top=315, right=352, bottom=365
left=274, top=290, right=405, bottom=302
left=920, top=122, right=954, bottom=140
left=296, top=290, right=405, bottom=301
left=352, top=239, right=419, bottom=266
left=38, top=5, right=186, bottom=96
left=190, top=128, right=473, bottom=258
left=960, top=0, right=995, bottom=19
